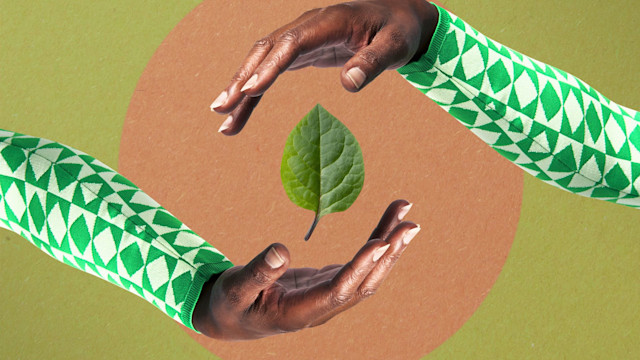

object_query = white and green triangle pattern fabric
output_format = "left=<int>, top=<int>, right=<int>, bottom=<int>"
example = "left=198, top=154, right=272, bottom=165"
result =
left=0, top=129, right=233, bottom=331
left=399, top=4, right=640, bottom=207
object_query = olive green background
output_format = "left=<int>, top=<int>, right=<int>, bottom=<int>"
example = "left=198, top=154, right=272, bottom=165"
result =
left=1, top=0, right=638, bottom=359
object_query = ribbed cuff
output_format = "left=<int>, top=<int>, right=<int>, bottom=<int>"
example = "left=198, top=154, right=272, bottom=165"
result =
left=397, top=3, right=451, bottom=75
left=180, top=261, right=234, bottom=332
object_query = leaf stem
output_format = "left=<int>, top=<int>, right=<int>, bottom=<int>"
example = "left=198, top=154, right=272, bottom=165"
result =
left=304, top=214, right=319, bottom=241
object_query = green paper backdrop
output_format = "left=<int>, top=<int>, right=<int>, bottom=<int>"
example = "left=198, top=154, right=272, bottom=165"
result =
left=1, top=0, right=638, bottom=358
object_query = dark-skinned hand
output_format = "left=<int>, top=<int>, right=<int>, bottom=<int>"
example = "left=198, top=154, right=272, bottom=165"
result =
left=210, top=0, right=439, bottom=134
left=192, top=200, right=420, bottom=340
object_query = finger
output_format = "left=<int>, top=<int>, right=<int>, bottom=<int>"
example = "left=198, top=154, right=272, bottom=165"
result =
left=277, top=239, right=389, bottom=331
left=224, top=243, right=290, bottom=310
left=240, top=8, right=353, bottom=97
left=210, top=9, right=320, bottom=114
left=218, top=94, right=263, bottom=135
left=368, top=199, right=412, bottom=242
left=360, top=222, right=420, bottom=296
left=340, top=25, right=414, bottom=92
left=311, top=222, right=420, bottom=327
left=209, top=42, right=271, bottom=115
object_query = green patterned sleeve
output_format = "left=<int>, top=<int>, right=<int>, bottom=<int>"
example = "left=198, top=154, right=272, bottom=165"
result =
left=0, top=129, right=234, bottom=331
left=398, top=3, right=640, bottom=208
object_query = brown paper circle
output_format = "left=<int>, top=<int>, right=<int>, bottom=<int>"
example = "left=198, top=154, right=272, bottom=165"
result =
left=119, top=0, right=523, bottom=358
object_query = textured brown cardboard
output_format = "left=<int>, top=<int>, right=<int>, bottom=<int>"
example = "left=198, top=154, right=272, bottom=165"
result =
left=120, top=0, right=522, bottom=358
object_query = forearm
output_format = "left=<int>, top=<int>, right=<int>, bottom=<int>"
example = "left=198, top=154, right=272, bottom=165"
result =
left=399, top=3, right=640, bottom=207
left=0, top=129, right=233, bottom=331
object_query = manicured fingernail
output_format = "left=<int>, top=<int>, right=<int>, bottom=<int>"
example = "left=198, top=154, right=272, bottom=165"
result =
left=403, top=225, right=421, bottom=245
left=241, top=74, right=258, bottom=92
left=346, top=67, right=366, bottom=89
left=373, top=244, right=391, bottom=262
left=397, top=203, right=413, bottom=221
left=265, top=247, right=285, bottom=269
left=210, top=91, right=227, bottom=110
left=218, top=116, right=233, bottom=132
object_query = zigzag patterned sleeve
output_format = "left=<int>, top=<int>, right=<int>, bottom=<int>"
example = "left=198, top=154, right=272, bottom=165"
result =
left=0, top=129, right=234, bottom=331
left=398, top=3, right=640, bottom=208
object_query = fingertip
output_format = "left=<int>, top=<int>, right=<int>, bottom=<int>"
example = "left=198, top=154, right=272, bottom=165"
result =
left=356, top=239, right=387, bottom=263
left=265, top=247, right=285, bottom=269
left=241, top=74, right=259, bottom=92
left=211, top=87, right=243, bottom=114
left=402, top=224, right=421, bottom=245
left=388, top=199, right=412, bottom=218
left=397, top=220, right=419, bottom=231
left=218, top=116, right=233, bottom=133
left=372, top=243, right=391, bottom=262
left=270, top=242, right=290, bottom=259
left=210, top=91, right=228, bottom=111
left=393, top=221, right=420, bottom=246
left=391, top=199, right=411, bottom=208
left=241, top=70, right=278, bottom=97
left=216, top=94, right=262, bottom=136
left=345, top=67, right=366, bottom=89
left=397, top=202, right=413, bottom=221
left=340, top=71, right=363, bottom=93
left=267, top=242, right=290, bottom=267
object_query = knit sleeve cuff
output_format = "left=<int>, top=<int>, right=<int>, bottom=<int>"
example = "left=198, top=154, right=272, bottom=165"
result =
left=397, top=2, right=451, bottom=75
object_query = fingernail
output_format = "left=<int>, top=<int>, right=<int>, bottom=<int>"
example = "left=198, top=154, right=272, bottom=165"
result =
left=403, top=225, right=421, bottom=246
left=265, top=247, right=285, bottom=269
left=373, top=244, right=391, bottom=262
left=397, top=203, right=413, bottom=221
left=218, top=116, right=233, bottom=132
left=210, top=91, right=228, bottom=110
left=346, top=67, right=366, bottom=89
left=241, top=74, right=258, bottom=92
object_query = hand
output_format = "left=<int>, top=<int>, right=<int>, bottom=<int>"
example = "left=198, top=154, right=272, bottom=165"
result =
left=210, top=0, right=439, bottom=135
left=192, top=200, right=420, bottom=340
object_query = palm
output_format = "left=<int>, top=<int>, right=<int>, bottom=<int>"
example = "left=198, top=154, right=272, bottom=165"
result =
left=276, top=265, right=342, bottom=289
left=230, top=264, right=348, bottom=332
left=193, top=200, right=420, bottom=340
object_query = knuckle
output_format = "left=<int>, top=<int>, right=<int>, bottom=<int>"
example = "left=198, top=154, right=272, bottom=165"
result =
left=315, top=3, right=354, bottom=27
left=253, top=36, right=274, bottom=49
left=357, top=48, right=381, bottom=67
left=358, top=287, right=377, bottom=298
left=300, top=8, right=317, bottom=17
left=329, top=290, right=351, bottom=308
left=321, top=3, right=353, bottom=16
left=230, top=70, right=250, bottom=83
left=383, top=252, right=401, bottom=265
left=278, top=28, right=302, bottom=48
left=250, top=266, right=273, bottom=286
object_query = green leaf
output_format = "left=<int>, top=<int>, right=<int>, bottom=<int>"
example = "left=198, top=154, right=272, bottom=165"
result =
left=281, top=104, right=365, bottom=241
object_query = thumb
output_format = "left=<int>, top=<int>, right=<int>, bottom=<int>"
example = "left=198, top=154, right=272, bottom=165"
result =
left=340, top=27, right=413, bottom=92
left=229, top=243, right=290, bottom=309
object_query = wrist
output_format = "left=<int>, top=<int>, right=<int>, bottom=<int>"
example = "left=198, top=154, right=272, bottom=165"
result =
left=192, top=272, right=222, bottom=336
left=411, top=1, right=440, bottom=63
left=398, top=2, right=449, bottom=74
